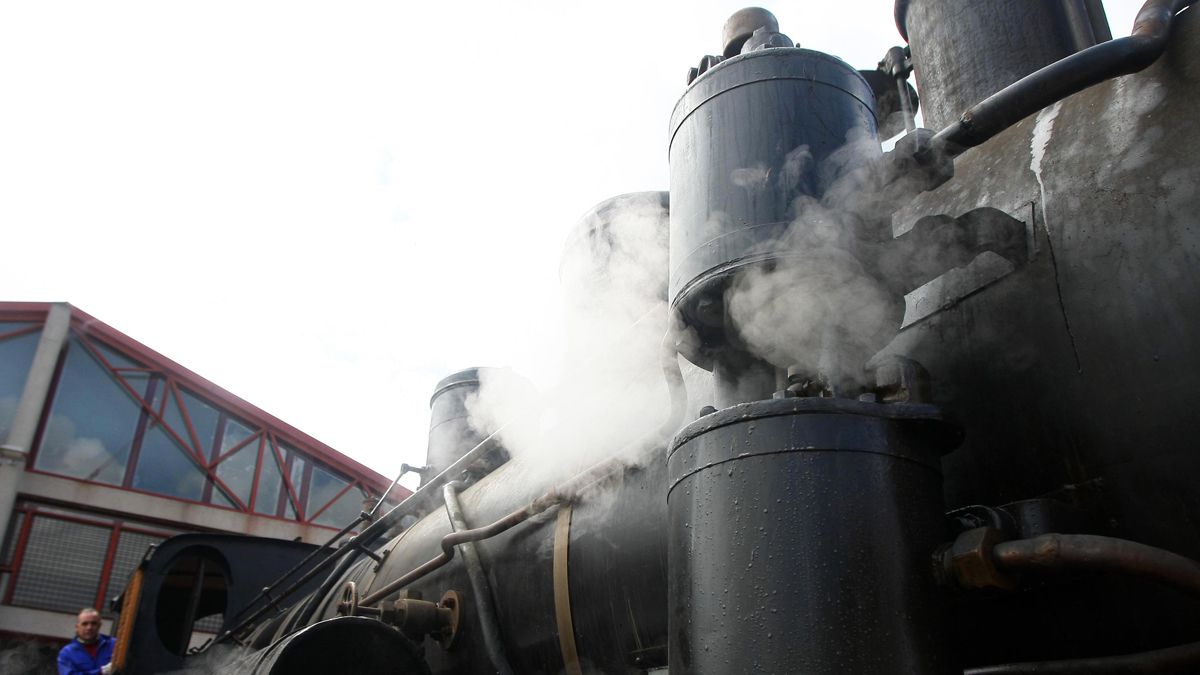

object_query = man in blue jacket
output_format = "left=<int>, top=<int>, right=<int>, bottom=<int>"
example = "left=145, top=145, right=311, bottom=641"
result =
left=57, top=608, right=114, bottom=675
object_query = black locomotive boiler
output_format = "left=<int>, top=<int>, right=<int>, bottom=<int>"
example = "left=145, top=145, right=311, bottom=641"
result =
left=110, top=1, right=1200, bottom=673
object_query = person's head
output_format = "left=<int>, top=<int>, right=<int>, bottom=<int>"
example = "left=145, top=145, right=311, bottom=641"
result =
left=75, top=608, right=102, bottom=643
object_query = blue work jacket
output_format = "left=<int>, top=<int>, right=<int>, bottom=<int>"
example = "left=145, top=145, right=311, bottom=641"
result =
left=57, top=634, right=115, bottom=675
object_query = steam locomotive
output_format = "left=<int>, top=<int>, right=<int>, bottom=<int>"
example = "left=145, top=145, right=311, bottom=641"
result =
left=109, top=1, right=1200, bottom=672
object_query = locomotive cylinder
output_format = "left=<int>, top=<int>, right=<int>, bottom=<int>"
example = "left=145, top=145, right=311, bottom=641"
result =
left=898, top=0, right=1108, bottom=131
left=667, top=398, right=960, bottom=674
left=668, top=39, right=882, bottom=403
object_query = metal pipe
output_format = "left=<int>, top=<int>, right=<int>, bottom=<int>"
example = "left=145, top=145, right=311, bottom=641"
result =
left=932, top=0, right=1194, bottom=156
left=963, top=640, right=1200, bottom=674
left=286, top=543, right=364, bottom=632
left=959, top=534, right=1200, bottom=673
left=220, top=514, right=367, bottom=634
left=214, top=428, right=513, bottom=645
left=991, top=533, right=1200, bottom=596
left=443, top=481, right=516, bottom=675
left=359, top=499, right=549, bottom=608
left=360, top=459, right=623, bottom=607
left=226, top=333, right=682, bottom=646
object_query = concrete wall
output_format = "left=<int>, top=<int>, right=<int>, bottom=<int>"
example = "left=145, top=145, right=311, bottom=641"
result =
left=20, top=471, right=338, bottom=545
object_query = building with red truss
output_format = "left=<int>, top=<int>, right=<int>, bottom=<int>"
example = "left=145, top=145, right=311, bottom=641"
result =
left=0, top=302, right=408, bottom=649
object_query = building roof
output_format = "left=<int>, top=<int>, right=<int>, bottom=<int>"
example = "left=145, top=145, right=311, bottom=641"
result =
left=0, top=301, right=409, bottom=502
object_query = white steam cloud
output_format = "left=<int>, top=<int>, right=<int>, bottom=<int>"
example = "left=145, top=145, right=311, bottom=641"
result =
left=464, top=193, right=691, bottom=483
left=725, top=127, right=900, bottom=393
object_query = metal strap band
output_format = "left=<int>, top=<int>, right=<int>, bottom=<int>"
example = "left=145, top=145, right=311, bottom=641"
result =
left=553, top=505, right=582, bottom=675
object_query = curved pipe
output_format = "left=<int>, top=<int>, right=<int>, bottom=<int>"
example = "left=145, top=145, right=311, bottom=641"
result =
left=931, top=0, right=1194, bottom=156
left=991, top=533, right=1200, bottom=596
left=359, top=458, right=624, bottom=607
left=962, top=533, right=1200, bottom=674
left=443, top=481, right=516, bottom=675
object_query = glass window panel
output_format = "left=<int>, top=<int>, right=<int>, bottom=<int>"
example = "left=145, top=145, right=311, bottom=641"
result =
left=220, top=417, right=255, bottom=455
left=215, top=439, right=258, bottom=507
left=116, top=373, right=159, bottom=416
left=161, top=391, right=190, bottom=449
left=307, top=466, right=350, bottom=520
left=0, top=321, right=37, bottom=334
left=253, top=442, right=284, bottom=516
left=179, top=389, right=220, bottom=457
left=210, top=485, right=236, bottom=509
left=131, top=424, right=206, bottom=501
left=0, top=329, right=41, bottom=443
left=286, top=449, right=305, bottom=491
left=89, top=340, right=141, bottom=371
left=313, top=485, right=364, bottom=528
left=35, top=339, right=141, bottom=484
left=286, top=449, right=306, bottom=521
left=11, top=516, right=110, bottom=612
left=107, top=530, right=163, bottom=604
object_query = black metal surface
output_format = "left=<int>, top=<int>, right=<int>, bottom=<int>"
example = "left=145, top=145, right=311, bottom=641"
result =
left=885, top=5, right=1200, bottom=667
left=721, top=8, right=779, bottom=58
left=425, top=368, right=533, bottom=485
left=116, top=5, right=1200, bottom=674
left=930, top=0, right=1194, bottom=156
left=117, top=534, right=323, bottom=674
left=302, top=448, right=670, bottom=675
left=236, top=617, right=428, bottom=675
left=424, top=369, right=489, bottom=485
left=666, top=397, right=960, bottom=674
left=668, top=47, right=880, bottom=364
left=442, top=482, right=515, bottom=675
left=898, top=0, right=1098, bottom=131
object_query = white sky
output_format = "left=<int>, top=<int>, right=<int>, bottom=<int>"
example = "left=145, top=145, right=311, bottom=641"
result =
left=0, top=1, right=1147, bottom=487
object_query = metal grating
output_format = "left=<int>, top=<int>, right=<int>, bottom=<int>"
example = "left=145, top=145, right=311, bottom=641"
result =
left=106, top=531, right=163, bottom=604
left=10, top=516, right=110, bottom=613
left=194, top=612, right=223, bottom=634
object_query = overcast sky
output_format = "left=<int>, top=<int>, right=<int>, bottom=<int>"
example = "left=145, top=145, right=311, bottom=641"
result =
left=0, top=1, right=1147, bottom=487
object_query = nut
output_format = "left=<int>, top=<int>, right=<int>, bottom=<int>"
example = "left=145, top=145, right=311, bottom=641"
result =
left=942, top=527, right=1019, bottom=591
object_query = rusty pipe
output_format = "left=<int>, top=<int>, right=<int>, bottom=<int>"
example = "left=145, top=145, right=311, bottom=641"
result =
left=951, top=533, right=1200, bottom=673
left=991, top=533, right=1200, bottom=596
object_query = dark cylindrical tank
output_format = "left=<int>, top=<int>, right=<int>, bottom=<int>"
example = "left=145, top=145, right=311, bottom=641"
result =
left=897, top=0, right=1106, bottom=131
left=424, top=368, right=532, bottom=486
left=667, top=398, right=960, bottom=674
left=668, top=47, right=881, bottom=363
